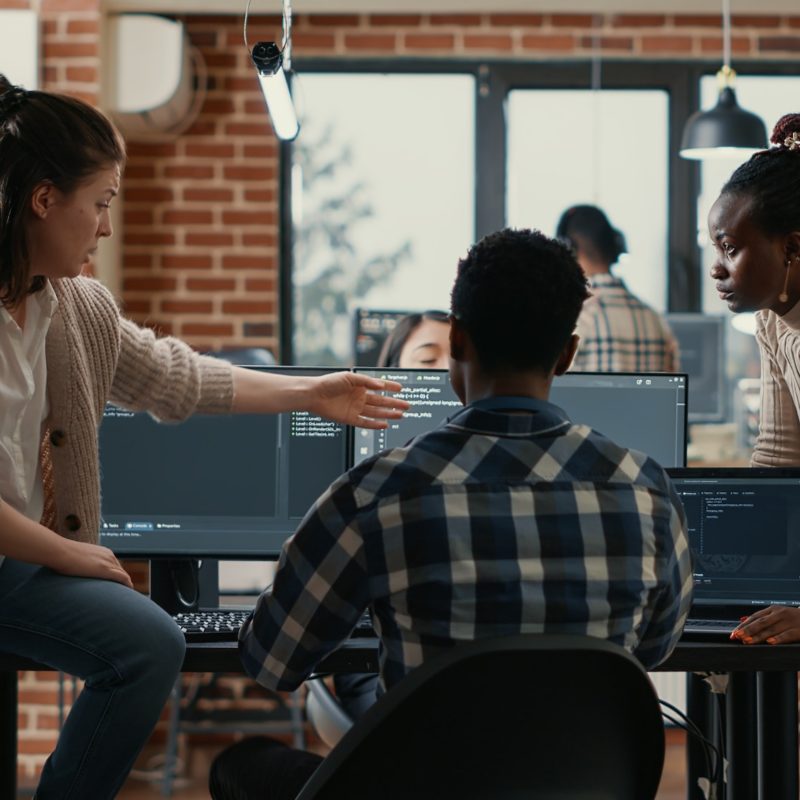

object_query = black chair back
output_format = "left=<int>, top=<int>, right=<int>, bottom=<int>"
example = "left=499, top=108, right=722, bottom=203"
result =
left=296, top=634, right=665, bottom=800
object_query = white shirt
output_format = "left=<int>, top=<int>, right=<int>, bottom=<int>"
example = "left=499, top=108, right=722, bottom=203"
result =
left=0, top=283, right=59, bottom=539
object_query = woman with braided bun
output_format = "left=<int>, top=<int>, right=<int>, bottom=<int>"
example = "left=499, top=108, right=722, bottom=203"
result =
left=707, top=113, right=800, bottom=647
left=0, top=74, right=406, bottom=799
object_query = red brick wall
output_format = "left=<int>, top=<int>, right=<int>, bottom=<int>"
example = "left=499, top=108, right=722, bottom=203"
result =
left=121, top=14, right=283, bottom=351
left=3, top=2, right=800, bottom=787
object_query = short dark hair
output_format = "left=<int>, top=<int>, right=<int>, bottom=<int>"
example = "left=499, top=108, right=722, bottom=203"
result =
left=555, top=204, right=627, bottom=266
left=450, top=228, right=589, bottom=373
left=720, top=113, right=800, bottom=237
left=0, top=74, right=126, bottom=306
left=377, top=310, right=449, bottom=368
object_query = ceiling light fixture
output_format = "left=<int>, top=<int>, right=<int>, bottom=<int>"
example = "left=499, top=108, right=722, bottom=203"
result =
left=244, top=0, right=300, bottom=142
left=679, top=0, right=766, bottom=160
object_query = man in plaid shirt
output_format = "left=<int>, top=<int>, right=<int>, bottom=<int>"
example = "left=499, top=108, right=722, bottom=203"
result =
left=556, top=204, right=679, bottom=373
left=237, top=228, right=692, bottom=709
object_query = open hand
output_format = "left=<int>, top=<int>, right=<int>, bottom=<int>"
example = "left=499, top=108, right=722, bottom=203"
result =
left=731, top=605, right=800, bottom=645
left=308, top=372, right=409, bottom=429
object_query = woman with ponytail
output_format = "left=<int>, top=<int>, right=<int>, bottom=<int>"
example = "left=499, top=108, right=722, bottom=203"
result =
left=0, top=74, right=404, bottom=798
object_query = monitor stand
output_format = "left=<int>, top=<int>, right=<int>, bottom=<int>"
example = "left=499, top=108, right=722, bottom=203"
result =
left=149, top=559, right=220, bottom=614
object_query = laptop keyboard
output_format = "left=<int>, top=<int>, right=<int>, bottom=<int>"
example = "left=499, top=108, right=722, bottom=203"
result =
left=174, top=609, right=377, bottom=642
left=683, top=618, right=739, bottom=636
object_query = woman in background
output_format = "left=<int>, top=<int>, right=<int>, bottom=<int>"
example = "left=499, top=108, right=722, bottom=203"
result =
left=706, top=113, right=800, bottom=645
left=378, top=310, right=450, bottom=369
left=0, top=75, right=405, bottom=799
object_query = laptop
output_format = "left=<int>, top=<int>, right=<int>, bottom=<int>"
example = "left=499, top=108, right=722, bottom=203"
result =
left=668, top=467, right=800, bottom=637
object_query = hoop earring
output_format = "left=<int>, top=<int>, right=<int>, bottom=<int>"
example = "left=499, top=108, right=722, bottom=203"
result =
left=779, top=258, right=793, bottom=304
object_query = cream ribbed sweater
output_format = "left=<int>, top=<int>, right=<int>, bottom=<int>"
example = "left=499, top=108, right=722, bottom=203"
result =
left=752, top=302, right=800, bottom=466
left=43, top=277, right=234, bottom=543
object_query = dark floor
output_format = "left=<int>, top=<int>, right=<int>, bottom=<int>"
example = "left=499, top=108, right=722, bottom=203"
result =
left=112, top=729, right=688, bottom=799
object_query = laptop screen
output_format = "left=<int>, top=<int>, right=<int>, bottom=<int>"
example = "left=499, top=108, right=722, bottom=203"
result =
left=97, top=366, right=349, bottom=558
left=668, top=468, right=800, bottom=609
left=352, top=368, right=687, bottom=468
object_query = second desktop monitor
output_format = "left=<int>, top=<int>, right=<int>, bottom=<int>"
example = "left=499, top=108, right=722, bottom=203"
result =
left=353, top=368, right=687, bottom=470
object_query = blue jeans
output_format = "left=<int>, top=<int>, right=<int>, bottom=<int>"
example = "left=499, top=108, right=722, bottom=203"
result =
left=0, top=558, right=185, bottom=800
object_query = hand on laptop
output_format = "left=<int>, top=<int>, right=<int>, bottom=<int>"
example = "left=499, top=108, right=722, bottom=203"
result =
left=731, top=605, right=800, bottom=645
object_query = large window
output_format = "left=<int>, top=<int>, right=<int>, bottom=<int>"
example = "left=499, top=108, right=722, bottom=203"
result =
left=290, top=72, right=475, bottom=365
left=507, top=88, right=669, bottom=311
left=284, top=60, right=798, bottom=366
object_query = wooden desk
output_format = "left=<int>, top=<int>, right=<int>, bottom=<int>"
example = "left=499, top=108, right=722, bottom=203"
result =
left=2, top=638, right=797, bottom=800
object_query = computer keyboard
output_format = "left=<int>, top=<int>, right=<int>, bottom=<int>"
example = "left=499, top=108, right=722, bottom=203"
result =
left=173, top=609, right=252, bottom=642
left=174, top=609, right=376, bottom=642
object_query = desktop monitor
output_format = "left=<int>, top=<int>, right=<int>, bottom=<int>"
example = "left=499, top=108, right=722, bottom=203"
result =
left=666, top=313, right=727, bottom=423
left=97, top=367, right=349, bottom=558
left=551, top=372, right=687, bottom=468
left=352, top=308, right=409, bottom=366
left=353, top=368, right=688, bottom=468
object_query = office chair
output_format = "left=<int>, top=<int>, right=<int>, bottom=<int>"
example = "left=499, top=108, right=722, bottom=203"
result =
left=296, top=634, right=665, bottom=800
left=305, top=678, right=354, bottom=750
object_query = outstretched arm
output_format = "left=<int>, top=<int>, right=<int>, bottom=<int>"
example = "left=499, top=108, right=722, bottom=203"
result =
left=231, top=368, right=409, bottom=428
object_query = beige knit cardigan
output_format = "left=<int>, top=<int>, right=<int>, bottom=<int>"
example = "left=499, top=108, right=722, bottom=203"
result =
left=42, top=277, right=234, bottom=543
left=750, top=302, right=800, bottom=466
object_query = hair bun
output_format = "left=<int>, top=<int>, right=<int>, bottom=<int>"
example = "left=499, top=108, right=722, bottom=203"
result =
left=771, top=113, right=800, bottom=151
left=0, top=82, right=27, bottom=121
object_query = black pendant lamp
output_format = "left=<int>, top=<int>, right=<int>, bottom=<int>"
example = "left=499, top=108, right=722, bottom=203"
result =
left=680, top=0, right=767, bottom=160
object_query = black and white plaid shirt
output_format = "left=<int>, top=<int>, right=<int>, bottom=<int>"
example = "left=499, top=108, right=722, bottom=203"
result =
left=239, top=397, right=693, bottom=693
left=573, top=274, right=680, bottom=373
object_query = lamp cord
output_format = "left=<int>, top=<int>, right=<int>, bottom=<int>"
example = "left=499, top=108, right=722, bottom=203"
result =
left=243, top=0, right=253, bottom=53
left=590, top=13, right=603, bottom=205
left=283, top=0, right=293, bottom=72
left=722, top=0, right=731, bottom=70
